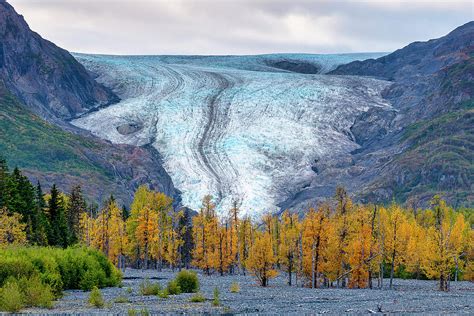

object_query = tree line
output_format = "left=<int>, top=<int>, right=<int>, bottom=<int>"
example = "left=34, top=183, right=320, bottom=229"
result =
left=0, top=157, right=472, bottom=291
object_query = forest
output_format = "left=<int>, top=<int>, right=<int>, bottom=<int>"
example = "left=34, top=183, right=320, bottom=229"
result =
left=0, top=154, right=472, bottom=310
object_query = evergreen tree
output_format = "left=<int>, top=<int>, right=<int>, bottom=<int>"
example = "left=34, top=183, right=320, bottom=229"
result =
left=0, top=156, right=11, bottom=209
left=67, top=185, right=87, bottom=244
left=33, top=182, right=50, bottom=245
left=178, top=208, right=194, bottom=269
left=48, top=184, right=69, bottom=247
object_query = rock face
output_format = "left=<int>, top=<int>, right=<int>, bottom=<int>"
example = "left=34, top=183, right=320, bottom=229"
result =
left=0, top=1, right=179, bottom=206
left=282, top=21, right=474, bottom=210
left=0, top=0, right=119, bottom=121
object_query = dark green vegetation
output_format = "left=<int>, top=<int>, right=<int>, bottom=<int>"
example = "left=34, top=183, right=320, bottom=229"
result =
left=0, top=154, right=88, bottom=247
left=384, top=105, right=474, bottom=207
left=175, top=270, right=200, bottom=293
left=0, top=85, right=113, bottom=185
left=0, top=246, right=122, bottom=312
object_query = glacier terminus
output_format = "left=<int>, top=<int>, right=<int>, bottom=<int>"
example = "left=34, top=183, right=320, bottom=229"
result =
left=72, top=53, right=392, bottom=216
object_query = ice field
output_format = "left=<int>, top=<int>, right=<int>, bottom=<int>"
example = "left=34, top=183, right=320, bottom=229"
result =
left=72, top=53, right=391, bottom=216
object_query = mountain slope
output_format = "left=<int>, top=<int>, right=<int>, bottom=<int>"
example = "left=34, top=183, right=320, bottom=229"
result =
left=0, top=84, right=179, bottom=206
left=0, top=0, right=118, bottom=121
left=0, top=1, right=179, bottom=206
left=317, top=21, right=474, bottom=208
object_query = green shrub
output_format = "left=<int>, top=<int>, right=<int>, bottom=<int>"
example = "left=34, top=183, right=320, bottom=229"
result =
left=88, top=286, right=104, bottom=308
left=175, top=269, right=199, bottom=293
left=114, top=295, right=130, bottom=303
left=190, top=292, right=206, bottom=303
left=19, top=275, right=54, bottom=308
left=0, top=246, right=121, bottom=298
left=126, top=287, right=133, bottom=294
left=157, top=289, right=169, bottom=298
left=230, top=282, right=240, bottom=293
left=166, top=279, right=181, bottom=295
left=139, top=279, right=161, bottom=296
left=0, top=279, right=24, bottom=312
left=213, top=287, right=220, bottom=306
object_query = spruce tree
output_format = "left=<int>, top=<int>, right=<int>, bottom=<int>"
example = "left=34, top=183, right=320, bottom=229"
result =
left=48, top=184, right=70, bottom=247
left=34, top=182, right=50, bottom=245
left=67, top=185, right=87, bottom=244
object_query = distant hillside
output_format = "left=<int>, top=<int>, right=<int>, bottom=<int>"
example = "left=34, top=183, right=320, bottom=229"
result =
left=0, top=0, right=118, bottom=121
left=0, top=84, right=179, bottom=206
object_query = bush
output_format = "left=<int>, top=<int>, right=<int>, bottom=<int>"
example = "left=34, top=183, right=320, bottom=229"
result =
left=19, top=275, right=54, bottom=308
left=230, top=282, right=240, bottom=293
left=157, top=289, right=169, bottom=298
left=139, top=279, right=161, bottom=296
left=175, top=270, right=199, bottom=293
left=88, top=286, right=104, bottom=308
left=0, top=279, right=24, bottom=312
left=190, top=292, right=206, bottom=303
left=0, top=246, right=121, bottom=297
left=213, top=287, right=220, bottom=306
left=166, top=280, right=181, bottom=295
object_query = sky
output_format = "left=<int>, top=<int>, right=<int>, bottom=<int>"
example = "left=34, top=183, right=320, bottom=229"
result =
left=9, top=0, right=474, bottom=55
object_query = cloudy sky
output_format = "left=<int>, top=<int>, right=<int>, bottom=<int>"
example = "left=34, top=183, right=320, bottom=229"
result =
left=9, top=0, right=474, bottom=55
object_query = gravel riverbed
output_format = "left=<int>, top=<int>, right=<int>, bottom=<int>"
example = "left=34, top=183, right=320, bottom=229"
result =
left=24, top=269, right=473, bottom=315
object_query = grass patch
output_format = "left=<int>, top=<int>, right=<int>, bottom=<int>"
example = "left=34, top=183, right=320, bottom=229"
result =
left=190, top=292, right=206, bottom=303
left=166, top=279, right=181, bottom=295
left=230, top=282, right=240, bottom=293
left=114, top=295, right=130, bottom=303
left=139, top=279, right=161, bottom=296
left=213, top=287, right=220, bottom=306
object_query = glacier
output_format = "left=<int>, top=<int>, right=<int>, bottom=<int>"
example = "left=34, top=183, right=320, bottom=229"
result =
left=71, top=53, right=392, bottom=217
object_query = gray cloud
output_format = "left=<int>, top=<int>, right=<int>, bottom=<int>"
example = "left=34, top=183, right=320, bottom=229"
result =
left=9, top=0, right=474, bottom=55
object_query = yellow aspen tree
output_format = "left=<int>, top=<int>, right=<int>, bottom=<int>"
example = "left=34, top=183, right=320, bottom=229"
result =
left=422, top=197, right=470, bottom=291
left=192, top=195, right=219, bottom=274
left=246, top=231, right=278, bottom=286
left=165, top=210, right=183, bottom=270
left=333, top=187, right=353, bottom=287
left=405, top=218, right=427, bottom=279
left=152, top=192, right=174, bottom=270
left=228, top=200, right=240, bottom=273
left=302, top=206, right=328, bottom=288
left=108, top=202, right=128, bottom=269
left=79, top=211, right=92, bottom=246
left=0, top=207, right=27, bottom=246
left=279, top=211, right=300, bottom=286
left=135, top=205, right=159, bottom=269
left=347, top=205, right=372, bottom=288
left=383, top=203, right=410, bottom=289
left=238, top=215, right=253, bottom=275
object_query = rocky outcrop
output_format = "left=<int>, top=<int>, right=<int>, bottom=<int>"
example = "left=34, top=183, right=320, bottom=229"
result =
left=0, top=0, right=119, bottom=121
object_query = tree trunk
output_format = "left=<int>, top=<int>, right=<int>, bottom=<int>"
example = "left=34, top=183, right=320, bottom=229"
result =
left=389, top=251, right=395, bottom=289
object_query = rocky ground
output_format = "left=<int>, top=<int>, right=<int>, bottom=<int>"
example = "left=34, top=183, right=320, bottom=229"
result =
left=24, top=268, right=473, bottom=315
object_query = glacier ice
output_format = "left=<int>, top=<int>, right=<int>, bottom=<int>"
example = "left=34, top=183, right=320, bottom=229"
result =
left=72, top=53, right=391, bottom=217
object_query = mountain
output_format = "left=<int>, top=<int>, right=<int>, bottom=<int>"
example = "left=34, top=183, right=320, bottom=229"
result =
left=0, top=83, right=179, bottom=206
left=0, top=0, right=118, bottom=122
left=0, top=1, right=179, bottom=206
left=305, top=21, right=473, bottom=208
